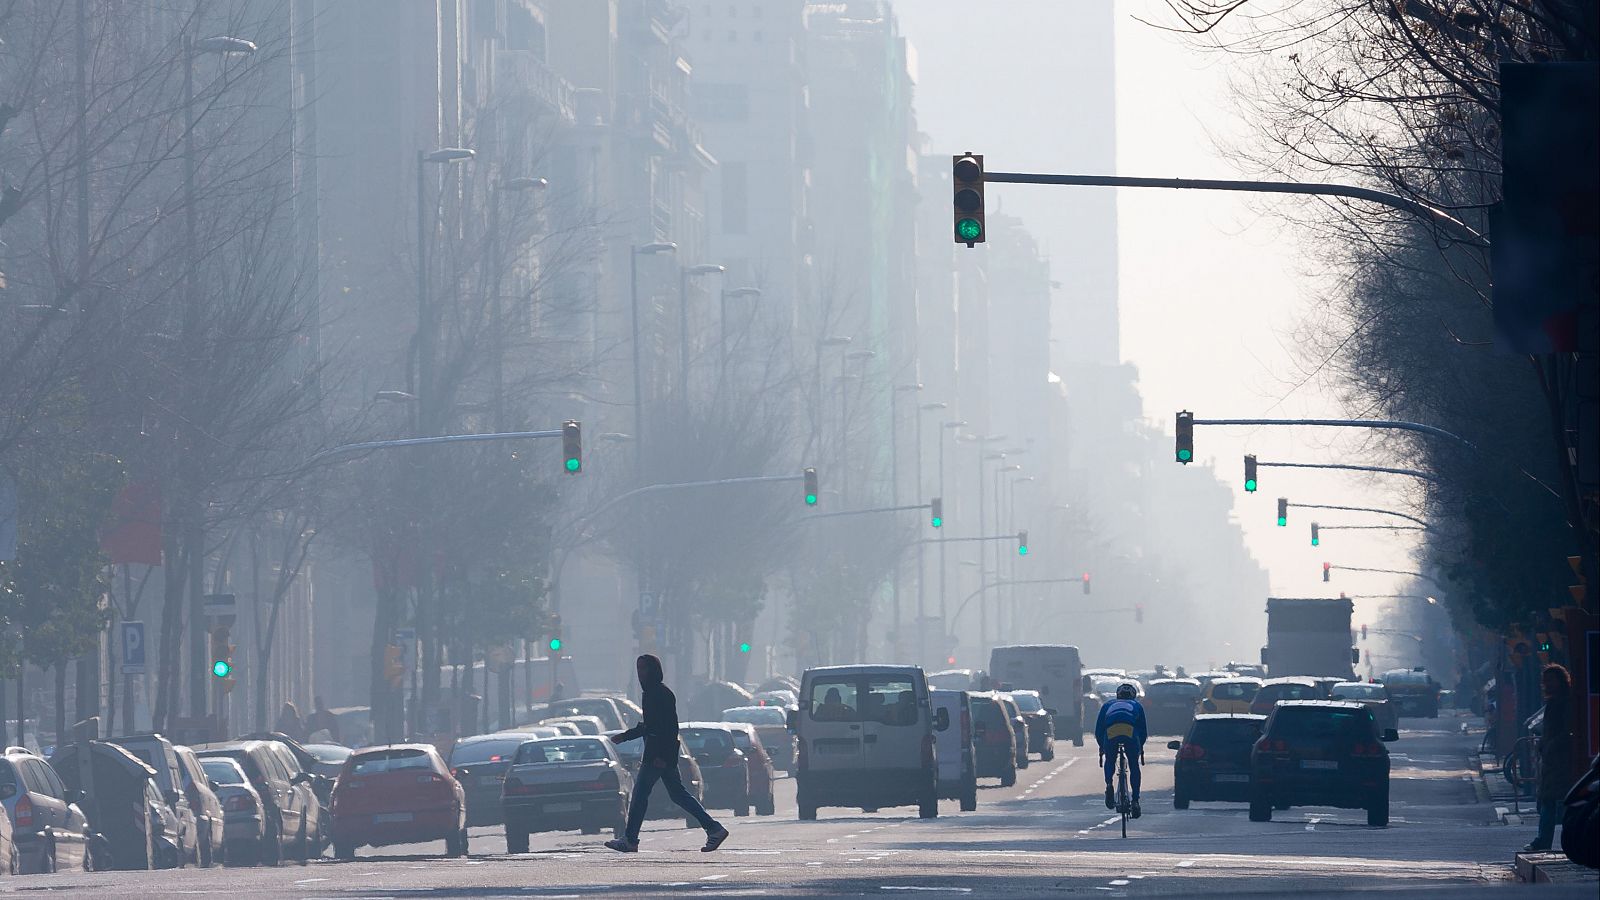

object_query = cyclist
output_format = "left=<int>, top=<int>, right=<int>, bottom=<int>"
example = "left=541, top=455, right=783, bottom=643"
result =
left=1095, top=682, right=1148, bottom=818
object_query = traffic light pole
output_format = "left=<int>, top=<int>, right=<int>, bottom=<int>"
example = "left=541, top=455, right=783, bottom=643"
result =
left=950, top=577, right=1080, bottom=625
left=1191, top=417, right=1475, bottom=451
left=304, top=428, right=565, bottom=467
left=982, top=171, right=1486, bottom=247
left=804, top=502, right=933, bottom=521
left=1328, top=565, right=1442, bottom=585
left=1289, top=502, right=1431, bottom=529
left=1258, top=460, right=1443, bottom=483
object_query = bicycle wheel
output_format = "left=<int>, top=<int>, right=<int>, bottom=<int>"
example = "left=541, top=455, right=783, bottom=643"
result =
left=1117, top=749, right=1130, bottom=838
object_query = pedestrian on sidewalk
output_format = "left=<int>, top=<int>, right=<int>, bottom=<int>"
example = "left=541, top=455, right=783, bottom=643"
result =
left=605, top=654, right=729, bottom=854
left=1524, top=663, right=1572, bottom=852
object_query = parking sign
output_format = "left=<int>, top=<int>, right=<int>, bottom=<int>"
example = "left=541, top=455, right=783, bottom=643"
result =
left=121, top=621, right=146, bottom=674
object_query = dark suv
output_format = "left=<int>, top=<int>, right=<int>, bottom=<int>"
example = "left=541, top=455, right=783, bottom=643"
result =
left=968, top=692, right=1019, bottom=787
left=1168, top=714, right=1266, bottom=808
left=1249, top=700, right=1397, bottom=826
left=1005, top=690, right=1056, bottom=761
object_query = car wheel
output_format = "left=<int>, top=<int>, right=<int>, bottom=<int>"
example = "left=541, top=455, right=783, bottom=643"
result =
left=199, top=827, right=213, bottom=868
left=294, top=819, right=310, bottom=862
left=1042, top=745, right=1055, bottom=762
left=1072, top=732, right=1085, bottom=748
left=40, top=840, right=57, bottom=874
left=1367, top=787, right=1390, bottom=827
left=1248, top=792, right=1273, bottom=822
left=1001, top=765, right=1017, bottom=788
left=735, top=799, right=750, bottom=817
left=757, top=793, right=776, bottom=817
left=260, top=820, right=282, bottom=867
left=798, top=795, right=818, bottom=821
left=1173, top=790, right=1190, bottom=811
left=334, top=842, right=355, bottom=861
left=919, top=786, right=938, bottom=819
left=1017, top=755, right=1030, bottom=770
left=960, top=776, right=978, bottom=812
left=505, top=827, right=529, bottom=855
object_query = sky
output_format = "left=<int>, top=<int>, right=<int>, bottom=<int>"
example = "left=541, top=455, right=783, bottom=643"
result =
left=893, top=1, right=1429, bottom=626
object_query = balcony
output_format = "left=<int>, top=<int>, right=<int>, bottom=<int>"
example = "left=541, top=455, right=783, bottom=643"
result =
left=494, top=49, right=575, bottom=122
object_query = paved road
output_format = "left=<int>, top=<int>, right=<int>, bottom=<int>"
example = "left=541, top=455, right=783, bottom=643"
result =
left=4, top=713, right=1589, bottom=898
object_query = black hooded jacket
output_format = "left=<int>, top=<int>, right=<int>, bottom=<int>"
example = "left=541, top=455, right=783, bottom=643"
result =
left=615, top=656, right=680, bottom=765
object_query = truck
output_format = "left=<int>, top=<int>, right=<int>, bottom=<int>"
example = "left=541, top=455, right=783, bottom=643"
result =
left=1260, top=597, right=1359, bottom=680
left=988, top=644, right=1085, bottom=746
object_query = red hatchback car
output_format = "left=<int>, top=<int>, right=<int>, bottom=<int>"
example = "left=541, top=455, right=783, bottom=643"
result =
left=330, top=745, right=467, bottom=859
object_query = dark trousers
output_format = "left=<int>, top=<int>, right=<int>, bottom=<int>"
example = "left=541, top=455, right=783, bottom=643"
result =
left=1102, top=738, right=1143, bottom=799
left=625, top=758, right=720, bottom=843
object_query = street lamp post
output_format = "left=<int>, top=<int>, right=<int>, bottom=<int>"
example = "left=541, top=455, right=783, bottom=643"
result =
left=915, top=401, right=947, bottom=663
left=839, top=350, right=875, bottom=500
left=719, top=286, right=763, bottom=383
left=888, top=384, right=922, bottom=659
left=489, top=175, right=547, bottom=428
left=969, top=437, right=1008, bottom=655
left=678, top=263, right=725, bottom=397
left=630, top=242, right=677, bottom=476
left=813, top=336, right=852, bottom=461
left=993, top=464, right=1021, bottom=641
left=937, top=420, right=967, bottom=654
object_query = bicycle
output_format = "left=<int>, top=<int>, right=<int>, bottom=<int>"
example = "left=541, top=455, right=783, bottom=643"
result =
left=1114, top=742, right=1132, bottom=837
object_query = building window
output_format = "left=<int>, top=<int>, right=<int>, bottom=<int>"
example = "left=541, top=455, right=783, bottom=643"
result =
left=722, top=162, right=748, bottom=235
left=693, top=82, right=749, bottom=122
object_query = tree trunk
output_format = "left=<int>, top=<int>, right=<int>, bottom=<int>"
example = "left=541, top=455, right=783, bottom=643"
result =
left=153, top=528, right=186, bottom=732
left=16, top=665, right=25, bottom=747
left=1, top=677, right=9, bottom=746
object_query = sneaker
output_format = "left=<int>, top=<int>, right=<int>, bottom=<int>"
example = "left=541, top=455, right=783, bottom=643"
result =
left=1104, top=786, right=1115, bottom=810
left=1131, top=799, right=1142, bottom=819
left=604, top=838, right=638, bottom=853
left=1521, top=841, right=1551, bottom=853
left=701, top=827, right=730, bottom=852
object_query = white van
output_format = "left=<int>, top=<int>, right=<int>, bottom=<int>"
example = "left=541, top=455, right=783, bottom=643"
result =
left=988, top=644, right=1085, bottom=746
left=929, top=689, right=977, bottom=811
left=790, top=665, right=945, bottom=820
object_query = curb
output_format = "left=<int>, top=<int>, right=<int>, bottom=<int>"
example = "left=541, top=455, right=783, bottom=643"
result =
left=1514, top=852, right=1600, bottom=884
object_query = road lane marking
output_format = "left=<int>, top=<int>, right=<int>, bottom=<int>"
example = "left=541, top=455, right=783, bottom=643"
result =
left=294, top=878, right=330, bottom=884
left=701, top=873, right=730, bottom=881
left=1177, top=859, right=1196, bottom=868
left=880, top=888, right=973, bottom=893
left=1110, top=879, right=1131, bottom=885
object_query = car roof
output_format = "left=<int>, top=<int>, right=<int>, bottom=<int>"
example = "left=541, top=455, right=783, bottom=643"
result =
left=522, top=735, right=604, bottom=744
left=1211, top=676, right=1263, bottom=685
left=805, top=664, right=925, bottom=676
left=1192, top=713, right=1267, bottom=722
left=681, top=722, right=738, bottom=732
left=1261, top=677, right=1319, bottom=686
left=1150, top=678, right=1200, bottom=686
left=1007, top=688, right=1041, bottom=696
left=1331, top=681, right=1376, bottom=688
left=1273, top=700, right=1367, bottom=711
left=350, top=743, right=438, bottom=756
left=456, top=732, right=534, bottom=743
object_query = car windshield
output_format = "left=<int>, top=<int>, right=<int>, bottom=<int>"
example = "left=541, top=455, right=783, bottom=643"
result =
left=728, top=731, right=756, bottom=751
left=201, top=759, right=246, bottom=784
left=681, top=729, right=735, bottom=757
left=303, top=745, right=350, bottom=765
left=1384, top=672, right=1431, bottom=686
left=1008, top=693, right=1044, bottom=713
left=450, top=739, right=525, bottom=765
left=1331, top=684, right=1384, bottom=700
left=722, top=706, right=786, bottom=725
left=1272, top=707, right=1375, bottom=739
left=1190, top=719, right=1264, bottom=747
left=1211, top=681, right=1259, bottom=700
left=348, top=748, right=433, bottom=775
left=515, top=740, right=609, bottom=764
left=1264, top=683, right=1321, bottom=701
left=1092, top=678, right=1125, bottom=695
left=1148, top=682, right=1200, bottom=701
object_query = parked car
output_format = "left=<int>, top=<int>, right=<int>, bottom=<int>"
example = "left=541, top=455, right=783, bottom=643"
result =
left=1198, top=677, right=1264, bottom=716
left=1378, top=668, right=1441, bottom=718
left=232, top=732, right=334, bottom=855
left=930, top=689, right=978, bottom=811
left=2, top=746, right=91, bottom=873
left=1249, top=700, right=1397, bottom=826
left=720, top=722, right=778, bottom=816
left=1004, top=690, right=1056, bottom=760
left=606, top=732, right=706, bottom=827
left=500, top=737, right=630, bottom=851
left=1329, top=682, right=1400, bottom=734
left=679, top=724, right=751, bottom=816
left=1144, top=679, right=1202, bottom=736
left=50, top=740, right=172, bottom=870
left=1249, top=677, right=1323, bottom=716
left=174, top=745, right=225, bottom=867
left=197, top=756, right=263, bottom=866
left=1310, top=676, right=1346, bottom=699
left=107, top=734, right=198, bottom=867
left=967, top=691, right=1018, bottom=787
left=791, top=665, right=942, bottom=819
left=995, top=693, right=1030, bottom=770
left=301, top=744, right=352, bottom=780
left=722, top=705, right=797, bottom=771
left=537, top=715, right=606, bottom=736
left=528, top=698, right=626, bottom=732
left=448, top=733, right=532, bottom=827
left=329, top=744, right=467, bottom=859
left=1167, top=714, right=1267, bottom=809
left=0, top=794, right=15, bottom=874
left=192, top=740, right=321, bottom=865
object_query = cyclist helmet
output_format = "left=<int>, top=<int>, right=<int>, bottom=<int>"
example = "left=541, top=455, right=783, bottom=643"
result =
left=1115, top=683, right=1138, bottom=700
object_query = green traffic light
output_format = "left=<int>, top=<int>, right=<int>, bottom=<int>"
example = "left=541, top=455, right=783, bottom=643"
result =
left=548, top=637, right=562, bottom=652
left=1177, top=449, right=1193, bottom=462
left=1311, top=538, right=1319, bottom=546
left=956, top=218, right=983, bottom=242
left=1277, top=516, right=1287, bottom=527
left=1017, top=545, right=1028, bottom=556
left=1244, top=479, right=1257, bottom=492
left=739, top=642, right=751, bottom=654
left=211, top=659, right=231, bottom=678
left=565, top=457, right=581, bottom=473
left=805, top=493, right=818, bottom=506
left=931, top=516, right=942, bottom=528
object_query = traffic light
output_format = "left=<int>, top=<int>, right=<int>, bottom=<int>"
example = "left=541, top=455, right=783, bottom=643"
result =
left=803, top=467, right=818, bottom=506
left=1175, top=411, right=1194, bottom=464
left=738, top=641, right=752, bottom=654
left=1082, top=572, right=1091, bottom=595
left=562, top=419, right=581, bottom=474
left=930, top=497, right=943, bottom=528
left=1360, top=623, right=1368, bottom=640
left=1135, top=603, right=1144, bottom=624
left=952, top=153, right=986, bottom=246
left=1016, top=530, right=1029, bottom=556
left=1244, top=454, right=1258, bottom=492
left=209, top=625, right=233, bottom=679
left=548, top=613, right=563, bottom=652
left=383, top=644, right=405, bottom=689
left=1310, top=522, right=1320, bottom=547
left=1277, top=497, right=1288, bottom=527
left=1322, top=561, right=1331, bottom=582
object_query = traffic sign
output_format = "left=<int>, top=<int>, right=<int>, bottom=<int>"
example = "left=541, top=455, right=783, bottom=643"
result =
left=639, top=592, right=659, bottom=621
left=120, top=621, right=146, bottom=675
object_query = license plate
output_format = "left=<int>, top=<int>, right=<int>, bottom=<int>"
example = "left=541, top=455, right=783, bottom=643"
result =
left=544, top=801, right=582, bottom=813
left=1300, top=759, right=1338, bottom=770
left=1213, top=773, right=1248, bottom=782
left=374, top=812, right=413, bottom=823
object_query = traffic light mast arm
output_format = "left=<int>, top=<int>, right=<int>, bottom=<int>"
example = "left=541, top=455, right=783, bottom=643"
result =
left=805, top=501, right=936, bottom=520
left=1189, top=417, right=1475, bottom=451
left=1257, top=460, right=1443, bottom=483
left=1288, top=502, right=1431, bottom=529
left=917, top=533, right=1028, bottom=544
left=981, top=171, right=1486, bottom=248
left=305, top=428, right=565, bottom=467
left=1319, top=524, right=1428, bottom=531
left=1328, top=564, right=1443, bottom=585
left=951, top=577, right=1084, bottom=622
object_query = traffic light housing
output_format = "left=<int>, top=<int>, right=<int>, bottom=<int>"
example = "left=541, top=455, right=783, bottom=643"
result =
left=952, top=153, right=986, bottom=246
left=1244, top=454, right=1258, bottom=492
left=1082, top=572, right=1091, bottom=595
left=803, top=467, right=818, bottom=506
left=1310, top=522, right=1320, bottom=546
left=1135, top=603, right=1144, bottom=624
left=1322, top=561, right=1331, bottom=582
left=383, top=644, right=405, bottom=689
left=1277, top=497, right=1288, bottom=527
left=1175, top=411, right=1194, bottom=464
left=209, top=625, right=234, bottom=679
left=929, top=497, right=943, bottom=528
left=562, top=419, right=581, bottom=474
left=1016, top=530, right=1028, bottom=556
left=548, top=613, right=563, bottom=653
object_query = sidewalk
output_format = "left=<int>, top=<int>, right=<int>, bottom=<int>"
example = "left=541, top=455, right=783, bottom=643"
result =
left=1515, top=851, right=1600, bottom=884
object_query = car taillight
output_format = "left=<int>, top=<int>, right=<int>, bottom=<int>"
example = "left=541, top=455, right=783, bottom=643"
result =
left=417, top=773, right=444, bottom=785
left=1350, top=742, right=1384, bottom=757
left=224, top=793, right=257, bottom=813
left=15, top=794, right=32, bottom=828
left=1177, top=744, right=1207, bottom=760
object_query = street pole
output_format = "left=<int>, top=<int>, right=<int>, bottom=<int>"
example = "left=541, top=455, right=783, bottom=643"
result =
left=630, top=248, right=643, bottom=479
left=914, top=402, right=943, bottom=666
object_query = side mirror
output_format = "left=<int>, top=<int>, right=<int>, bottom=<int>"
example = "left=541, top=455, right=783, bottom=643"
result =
left=1380, top=728, right=1399, bottom=743
left=163, top=790, right=182, bottom=807
left=1167, top=740, right=1182, bottom=751
left=1081, top=675, right=1094, bottom=693
left=1044, top=708, right=1058, bottom=716
left=290, top=772, right=312, bottom=786
left=933, top=708, right=950, bottom=732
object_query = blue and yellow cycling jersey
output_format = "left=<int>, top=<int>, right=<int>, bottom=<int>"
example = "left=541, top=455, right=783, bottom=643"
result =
left=1095, top=698, right=1148, bottom=750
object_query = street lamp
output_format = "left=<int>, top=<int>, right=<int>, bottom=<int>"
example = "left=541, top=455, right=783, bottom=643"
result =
left=630, top=241, right=678, bottom=473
